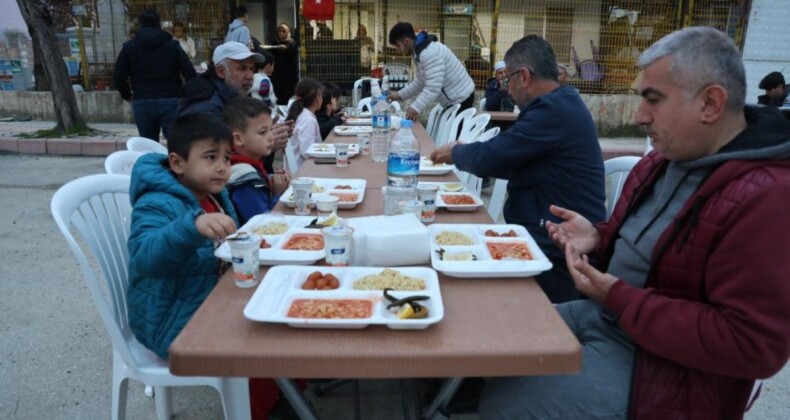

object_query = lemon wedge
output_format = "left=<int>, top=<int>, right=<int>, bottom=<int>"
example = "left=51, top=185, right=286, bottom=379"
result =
left=320, top=213, right=339, bottom=227
left=443, top=183, right=463, bottom=192
left=397, top=303, right=429, bottom=319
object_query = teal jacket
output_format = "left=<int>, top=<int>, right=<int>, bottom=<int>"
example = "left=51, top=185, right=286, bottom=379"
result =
left=126, top=153, right=238, bottom=359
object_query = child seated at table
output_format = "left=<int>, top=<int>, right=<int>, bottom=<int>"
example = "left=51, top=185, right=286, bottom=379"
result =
left=127, top=113, right=299, bottom=419
left=285, top=78, right=324, bottom=169
left=223, top=97, right=291, bottom=224
left=317, top=81, right=344, bottom=140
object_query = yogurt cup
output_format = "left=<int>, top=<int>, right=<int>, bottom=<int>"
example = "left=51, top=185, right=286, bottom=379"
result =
left=226, top=232, right=261, bottom=288
left=321, top=226, right=354, bottom=266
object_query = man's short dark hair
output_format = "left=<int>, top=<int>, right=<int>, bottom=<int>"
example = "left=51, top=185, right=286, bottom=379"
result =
left=504, top=35, right=559, bottom=82
left=138, top=10, right=161, bottom=29
left=235, top=5, right=248, bottom=18
left=389, top=22, right=416, bottom=45
left=168, top=114, right=233, bottom=159
left=223, top=97, right=272, bottom=132
left=759, top=71, right=786, bottom=90
left=255, top=50, right=275, bottom=70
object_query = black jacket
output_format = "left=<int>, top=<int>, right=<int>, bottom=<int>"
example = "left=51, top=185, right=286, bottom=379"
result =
left=317, top=112, right=343, bottom=140
left=113, top=27, right=196, bottom=101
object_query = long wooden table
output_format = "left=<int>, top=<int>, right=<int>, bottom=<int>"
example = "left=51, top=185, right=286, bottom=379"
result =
left=169, top=122, right=581, bottom=419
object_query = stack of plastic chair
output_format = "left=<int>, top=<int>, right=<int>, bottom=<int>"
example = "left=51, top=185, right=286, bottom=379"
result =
left=126, top=137, right=167, bottom=155
left=458, top=113, right=491, bottom=143
left=474, top=126, right=500, bottom=143
left=51, top=173, right=251, bottom=420
left=432, top=104, right=461, bottom=146
left=425, top=104, right=444, bottom=139
left=105, top=150, right=144, bottom=176
left=442, top=108, right=477, bottom=146
left=357, top=97, right=373, bottom=113
left=478, top=97, right=487, bottom=111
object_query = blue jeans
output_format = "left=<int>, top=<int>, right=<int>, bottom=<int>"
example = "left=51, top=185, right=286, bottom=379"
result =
left=132, top=98, right=180, bottom=141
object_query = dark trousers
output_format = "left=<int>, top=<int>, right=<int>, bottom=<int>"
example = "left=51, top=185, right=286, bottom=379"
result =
left=131, top=97, right=180, bottom=141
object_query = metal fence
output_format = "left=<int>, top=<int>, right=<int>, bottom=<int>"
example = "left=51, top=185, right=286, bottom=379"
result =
left=36, top=0, right=752, bottom=94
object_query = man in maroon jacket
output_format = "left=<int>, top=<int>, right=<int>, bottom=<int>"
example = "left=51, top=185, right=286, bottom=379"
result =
left=479, top=27, right=790, bottom=420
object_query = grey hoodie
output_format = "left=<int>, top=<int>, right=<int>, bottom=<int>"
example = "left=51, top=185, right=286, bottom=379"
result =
left=225, top=19, right=250, bottom=45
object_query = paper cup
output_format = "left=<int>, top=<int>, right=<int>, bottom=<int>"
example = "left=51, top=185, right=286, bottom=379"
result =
left=335, top=143, right=350, bottom=167
left=315, top=194, right=339, bottom=217
left=291, top=178, right=314, bottom=215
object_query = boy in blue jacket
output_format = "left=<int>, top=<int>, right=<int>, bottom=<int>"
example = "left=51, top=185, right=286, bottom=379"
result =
left=127, top=113, right=237, bottom=359
left=223, top=97, right=290, bottom=224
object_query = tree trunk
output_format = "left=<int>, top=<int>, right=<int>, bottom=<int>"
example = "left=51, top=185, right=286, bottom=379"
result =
left=16, top=0, right=85, bottom=132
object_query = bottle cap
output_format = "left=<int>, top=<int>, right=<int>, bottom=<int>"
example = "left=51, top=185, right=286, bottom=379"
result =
left=401, top=119, right=413, bottom=128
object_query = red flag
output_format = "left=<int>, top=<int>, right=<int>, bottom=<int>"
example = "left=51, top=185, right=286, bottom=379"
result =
left=303, top=0, right=335, bottom=21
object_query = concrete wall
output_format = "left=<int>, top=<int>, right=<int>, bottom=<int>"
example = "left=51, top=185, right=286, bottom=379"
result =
left=0, top=90, right=642, bottom=133
left=0, top=91, right=133, bottom=123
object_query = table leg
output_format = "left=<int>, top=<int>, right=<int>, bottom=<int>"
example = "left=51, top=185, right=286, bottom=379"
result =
left=421, top=377, right=463, bottom=419
left=275, top=378, right=318, bottom=420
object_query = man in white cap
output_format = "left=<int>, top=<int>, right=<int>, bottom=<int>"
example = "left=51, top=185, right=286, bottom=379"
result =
left=177, top=41, right=264, bottom=117
left=177, top=41, right=293, bottom=173
left=484, top=60, right=514, bottom=112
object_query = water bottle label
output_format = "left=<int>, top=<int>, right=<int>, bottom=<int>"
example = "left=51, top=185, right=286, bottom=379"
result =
left=387, top=154, right=420, bottom=176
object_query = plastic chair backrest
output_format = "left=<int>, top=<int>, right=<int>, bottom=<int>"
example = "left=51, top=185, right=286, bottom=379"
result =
left=487, top=178, right=509, bottom=222
left=352, top=78, right=365, bottom=107
left=51, top=174, right=137, bottom=368
left=388, top=101, right=402, bottom=112
left=284, top=138, right=299, bottom=174
left=459, top=113, right=491, bottom=142
left=475, top=126, right=500, bottom=143
left=444, top=107, right=477, bottom=145
left=454, top=168, right=482, bottom=197
left=425, top=104, right=444, bottom=139
left=357, top=97, right=372, bottom=113
left=127, top=137, right=167, bottom=155
left=478, top=97, right=487, bottom=111
left=433, top=104, right=461, bottom=146
left=604, top=156, right=641, bottom=218
left=105, top=150, right=144, bottom=176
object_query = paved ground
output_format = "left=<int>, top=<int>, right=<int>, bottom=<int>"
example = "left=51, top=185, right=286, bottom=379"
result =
left=0, top=125, right=787, bottom=419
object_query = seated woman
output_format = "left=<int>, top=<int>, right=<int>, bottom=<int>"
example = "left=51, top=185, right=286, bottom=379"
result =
left=285, top=78, right=324, bottom=169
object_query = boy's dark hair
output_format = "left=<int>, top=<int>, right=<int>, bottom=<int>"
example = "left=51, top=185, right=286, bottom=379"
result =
left=255, top=50, right=275, bottom=71
left=223, top=97, right=272, bottom=132
left=167, top=114, right=233, bottom=159
left=389, top=22, right=415, bottom=45
left=759, top=71, right=786, bottom=90
left=139, top=10, right=161, bottom=29
left=235, top=5, right=248, bottom=18
left=320, top=81, right=342, bottom=114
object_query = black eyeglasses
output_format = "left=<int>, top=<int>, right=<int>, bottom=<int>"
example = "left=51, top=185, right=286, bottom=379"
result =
left=503, top=68, right=535, bottom=87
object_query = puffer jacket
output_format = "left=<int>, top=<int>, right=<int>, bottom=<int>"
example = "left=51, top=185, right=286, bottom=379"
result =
left=176, top=68, right=238, bottom=118
left=397, top=32, right=474, bottom=113
left=598, top=106, right=790, bottom=419
left=126, top=153, right=237, bottom=359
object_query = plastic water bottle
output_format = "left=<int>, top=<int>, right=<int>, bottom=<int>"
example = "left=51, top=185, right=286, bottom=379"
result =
left=381, top=75, right=390, bottom=98
left=371, top=94, right=390, bottom=162
left=387, top=119, right=420, bottom=189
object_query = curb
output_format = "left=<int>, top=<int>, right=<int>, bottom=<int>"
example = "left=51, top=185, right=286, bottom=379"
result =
left=0, top=136, right=128, bottom=156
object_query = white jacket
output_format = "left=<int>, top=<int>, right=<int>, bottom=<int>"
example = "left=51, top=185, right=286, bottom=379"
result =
left=292, top=108, right=321, bottom=169
left=398, top=36, right=475, bottom=113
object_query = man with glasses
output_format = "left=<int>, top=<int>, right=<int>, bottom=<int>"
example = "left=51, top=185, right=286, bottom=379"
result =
left=431, top=35, right=605, bottom=304
left=387, top=22, right=475, bottom=121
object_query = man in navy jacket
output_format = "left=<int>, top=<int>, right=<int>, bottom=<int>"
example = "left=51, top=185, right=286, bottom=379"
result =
left=113, top=10, right=196, bottom=141
left=431, top=35, right=605, bottom=303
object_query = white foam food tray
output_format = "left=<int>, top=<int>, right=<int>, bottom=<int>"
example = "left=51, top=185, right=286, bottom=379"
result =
left=428, top=224, right=553, bottom=278
left=279, top=178, right=366, bottom=209
left=305, top=142, right=360, bottom=158
left=435, top=192, right=484, bottom=212
left=215, top=214, right=326, bottom=265
left=417, top=181, right=466, bottom=193
left=334, top=126, right=373, bottom=136
left=244, top=266, right=444, bottom=329
left=419, top=156, right=455, bottom=175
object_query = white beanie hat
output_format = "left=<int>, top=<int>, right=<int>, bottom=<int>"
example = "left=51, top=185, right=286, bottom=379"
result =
left=494, top=60, right=506, bottom=71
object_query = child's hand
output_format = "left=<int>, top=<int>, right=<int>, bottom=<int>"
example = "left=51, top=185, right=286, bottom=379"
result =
left=272, top=173, right=290, bottom=196
left=195, top=213, right=237, bottom=241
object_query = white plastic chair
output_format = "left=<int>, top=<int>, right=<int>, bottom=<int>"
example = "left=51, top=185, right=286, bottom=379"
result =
left=487, top=178, right=509, bottom=222
left=473, top=126, right=500, bottom=143
left=425, top=104, right=444, bottom=139
left=277, top=105, right=289, bottom=119
left=604, top=156, right=641, bottom=218
left=454, top=168, right=482, bottom=197
left=478, top=97, right=487, bottom=111
left=105, top=150, right=144, bottom=176
left=459, top=113, right=490, bottom=142
left=126, top=137, right=167, bottom=155
left=442, top=108, right=478, bottom=146
left=51, top=174, right=251, bottom=420
left=284, top=138, right=299, bottom=174
left=357, top=97, right=373, bottom=113
left=388, top=101, right=402, bottom=112
left=433, top=104, right=461, bottom=146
